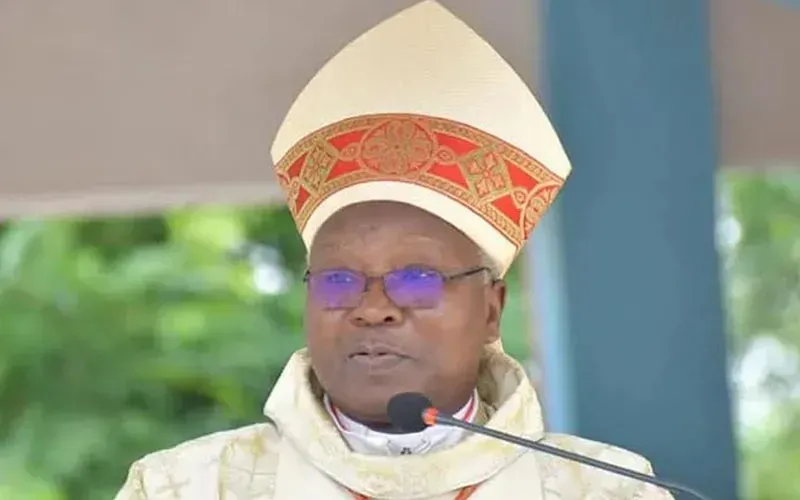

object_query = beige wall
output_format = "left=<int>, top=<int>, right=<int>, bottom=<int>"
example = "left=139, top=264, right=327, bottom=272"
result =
left=710, top=0, right=800, bottom=169
left=0, top=0, right=537, bottom=219
left=0, top=0, right=797, bottom=219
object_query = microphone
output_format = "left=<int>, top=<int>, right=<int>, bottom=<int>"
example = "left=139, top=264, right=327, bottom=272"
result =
left=387, top=393, right=711, bottom=500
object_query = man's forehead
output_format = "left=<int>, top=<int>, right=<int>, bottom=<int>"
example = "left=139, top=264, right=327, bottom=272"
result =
left=310, top=201, right=478, bottom=256
left=317, top=201, right=454, bottom=235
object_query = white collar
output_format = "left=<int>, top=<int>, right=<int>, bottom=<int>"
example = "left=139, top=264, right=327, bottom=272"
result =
left=323, top=391, right=478, bottom=456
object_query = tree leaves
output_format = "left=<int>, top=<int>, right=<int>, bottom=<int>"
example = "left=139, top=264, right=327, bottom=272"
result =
left=0, top=206, right=305, bottom=499
left=720, top=170, right=800, bottom=500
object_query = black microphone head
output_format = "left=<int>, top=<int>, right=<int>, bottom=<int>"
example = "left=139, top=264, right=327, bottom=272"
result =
left=387, top=392, right=432, bottom=432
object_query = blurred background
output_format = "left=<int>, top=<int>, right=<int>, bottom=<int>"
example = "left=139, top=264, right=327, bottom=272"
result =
left=1, top=1, right=798, bottom=499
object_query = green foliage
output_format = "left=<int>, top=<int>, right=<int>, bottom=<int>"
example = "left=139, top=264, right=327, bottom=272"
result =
left=718, top=170, right=800, bottom=500
left=0, top=207, right=308, bottom=499
left=722, top=172, right=800, bottom=356
left=740, top=401, right=800, bottom=500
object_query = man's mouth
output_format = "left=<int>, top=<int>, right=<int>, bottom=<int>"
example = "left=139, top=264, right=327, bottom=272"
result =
left=348, top=350, right=409, bottom=370
left=351, top=350, right=402, bottom=359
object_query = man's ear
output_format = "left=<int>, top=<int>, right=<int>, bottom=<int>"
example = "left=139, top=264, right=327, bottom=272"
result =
left=484, top=279, right=506, bottom=344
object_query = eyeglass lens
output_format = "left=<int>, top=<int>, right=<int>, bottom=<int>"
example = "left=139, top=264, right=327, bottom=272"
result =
left=306, top=268, right=445, bottom=309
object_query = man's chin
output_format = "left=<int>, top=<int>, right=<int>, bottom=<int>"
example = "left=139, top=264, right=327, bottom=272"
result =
left=333, top=387, right=420, bottom=424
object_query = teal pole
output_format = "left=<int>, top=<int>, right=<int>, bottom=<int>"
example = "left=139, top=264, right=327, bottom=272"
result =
left=532, top=2, right=739, bottom=498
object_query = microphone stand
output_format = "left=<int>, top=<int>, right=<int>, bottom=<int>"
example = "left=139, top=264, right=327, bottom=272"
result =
left=431, top=412, right=712, bottom=500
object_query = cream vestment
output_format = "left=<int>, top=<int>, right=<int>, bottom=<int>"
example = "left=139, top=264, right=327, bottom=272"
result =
left=115, top=349, right=672, bottom=499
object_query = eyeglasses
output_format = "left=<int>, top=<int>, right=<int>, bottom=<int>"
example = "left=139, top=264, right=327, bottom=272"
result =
left=303, top=266, right=490, bottom=310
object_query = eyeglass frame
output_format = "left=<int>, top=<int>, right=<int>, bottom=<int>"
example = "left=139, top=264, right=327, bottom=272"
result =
left=301, top=265, right=493, bottom=309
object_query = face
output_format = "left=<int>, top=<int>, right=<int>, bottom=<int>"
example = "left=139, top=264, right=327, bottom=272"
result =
left=305, top=201, right=506, bottom=425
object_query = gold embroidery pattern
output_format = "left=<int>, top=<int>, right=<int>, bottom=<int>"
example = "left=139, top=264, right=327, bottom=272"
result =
left=274, top=114, right=565, bottom=247
left=361, top=119, right=436, bottom=175
left=464, top=150, right=510, bottom=202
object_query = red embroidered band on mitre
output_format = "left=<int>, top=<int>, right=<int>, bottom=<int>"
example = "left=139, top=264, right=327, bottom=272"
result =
left=274, top=113, right=565, bottom=249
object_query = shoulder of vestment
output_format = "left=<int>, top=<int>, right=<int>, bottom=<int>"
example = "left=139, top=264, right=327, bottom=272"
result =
left=114, top=421, right=282, bottom=499
left=534, top=433, right=674, bottom=499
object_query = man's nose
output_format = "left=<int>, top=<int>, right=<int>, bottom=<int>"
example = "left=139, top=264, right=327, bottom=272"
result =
left=349, top=280, right=403, bottom=326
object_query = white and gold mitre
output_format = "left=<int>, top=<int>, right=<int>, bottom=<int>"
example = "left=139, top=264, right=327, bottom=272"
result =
left=271, top=0, right=571, bottom=276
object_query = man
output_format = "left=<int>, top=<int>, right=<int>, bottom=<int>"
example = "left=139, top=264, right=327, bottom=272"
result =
left=115, top=2, right=674, bottom=498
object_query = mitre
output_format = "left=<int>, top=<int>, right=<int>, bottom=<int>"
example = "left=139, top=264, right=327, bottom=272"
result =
left=271, top=0, right=571, bottom=279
